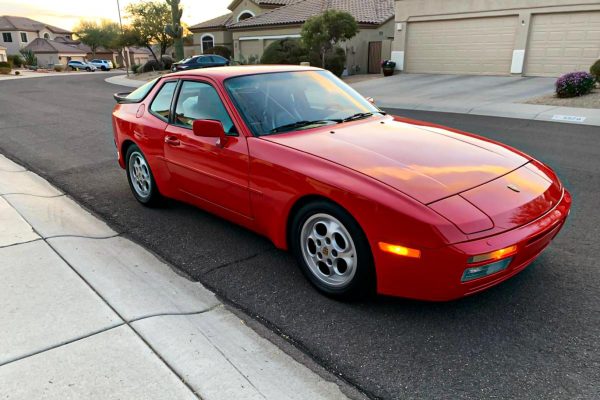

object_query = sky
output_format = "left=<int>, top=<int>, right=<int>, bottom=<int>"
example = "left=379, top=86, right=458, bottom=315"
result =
left=2, top=0, right=232, bottom=30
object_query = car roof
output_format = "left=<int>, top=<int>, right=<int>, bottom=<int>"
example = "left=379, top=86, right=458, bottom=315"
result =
left=166, top=65, right=322, bottom=81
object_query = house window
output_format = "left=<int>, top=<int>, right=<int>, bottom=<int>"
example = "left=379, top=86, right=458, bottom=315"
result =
left=43, top=33, right=50, bottom=39
left=201, top=34, right=214, bottom=53
left=20, top=32, right=28, bottom=42
left=2, top=33, right=12, bottom=43
left=237, top=10, right=255, bottom=22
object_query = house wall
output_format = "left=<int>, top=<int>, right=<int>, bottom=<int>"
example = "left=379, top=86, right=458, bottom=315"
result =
left=232, top=21, right=394, bottom=75
left=35, top=53, right=85, bottom=67
left=229, top=0, right=266, bottom=23
left=344, top=19, right=394, bottom=74
left=392, top=0, right=600, bottom=76
left=193, top=30, right=233, bottom=53
left=0, top=30, right=40, bottom=55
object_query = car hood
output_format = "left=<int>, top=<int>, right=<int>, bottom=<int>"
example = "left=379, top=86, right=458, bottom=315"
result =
left=263, top=117, right=530, bottom=204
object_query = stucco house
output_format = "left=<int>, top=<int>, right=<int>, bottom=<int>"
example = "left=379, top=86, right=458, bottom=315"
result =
left=0, top=45, right=6, bottom=62
left=190, top=0, right=395, bottom=74
left=23, top=38, right=86, bottom=67
left=391, top=0, right=600, bottom=77
left=0, top=16, right=72, bottom=56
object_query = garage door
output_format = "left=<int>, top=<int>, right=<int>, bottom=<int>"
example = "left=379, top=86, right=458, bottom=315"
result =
left=524, top=12, right=600, bottom=77
left=405, top=16, right=518, bottom=75
left=239, top=39, right=262, bottom=61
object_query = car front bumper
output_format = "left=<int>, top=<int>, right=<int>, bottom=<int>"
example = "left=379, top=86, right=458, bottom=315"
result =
left=375, top=189, right=572, bottom=301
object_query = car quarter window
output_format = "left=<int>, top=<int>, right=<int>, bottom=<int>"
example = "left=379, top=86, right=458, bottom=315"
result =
left=149, top=81, right=177, bottom=121
left=174, top=81, right=236, bottom=135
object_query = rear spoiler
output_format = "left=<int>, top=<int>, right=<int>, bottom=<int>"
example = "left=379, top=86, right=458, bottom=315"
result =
left=113, top=92, right=137, bottom=104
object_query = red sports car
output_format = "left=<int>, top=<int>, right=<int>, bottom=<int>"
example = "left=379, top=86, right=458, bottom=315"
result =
left=112, top=65, right=571, bottom=301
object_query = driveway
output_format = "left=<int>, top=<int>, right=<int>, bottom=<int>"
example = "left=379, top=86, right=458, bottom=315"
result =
left=351, top=73, right=600, bottom=125
left=0, top=74, right=598, bottom=400
left=352, top=73, right=555, bottom=109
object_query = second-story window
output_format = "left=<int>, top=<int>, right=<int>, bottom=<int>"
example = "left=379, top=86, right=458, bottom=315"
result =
left=20, top=32, right=27, bottom=42
left=2, top=33, right=12, bottom=43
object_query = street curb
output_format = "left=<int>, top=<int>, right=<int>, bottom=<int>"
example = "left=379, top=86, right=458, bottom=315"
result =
left=105, top=74, right=146, bottom=88
left=376, top=101, right=600, bottom=127
left=0, top=153, right=355, bottom=400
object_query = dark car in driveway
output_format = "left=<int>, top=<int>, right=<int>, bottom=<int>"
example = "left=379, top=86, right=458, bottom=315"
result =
left=171, top=55, right=230, bottom=72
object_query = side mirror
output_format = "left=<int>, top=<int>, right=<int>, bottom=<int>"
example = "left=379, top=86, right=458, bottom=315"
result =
left=365, top=97, right=375, bottom=105
left=192, top=119, right=228, bottom=147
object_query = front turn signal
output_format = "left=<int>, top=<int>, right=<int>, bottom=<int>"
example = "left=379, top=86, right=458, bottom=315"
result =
left=378, top=242, right=421, bottom=258
left=468, top=245, right=518, bottom=264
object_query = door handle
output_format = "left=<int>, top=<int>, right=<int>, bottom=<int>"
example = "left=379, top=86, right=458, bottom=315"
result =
left=164, top=136, right=181, bottom=146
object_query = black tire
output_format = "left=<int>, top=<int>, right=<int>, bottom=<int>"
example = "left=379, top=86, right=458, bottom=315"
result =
left=290, top=200, right=375, bottom=300
left=125, top=144, right=163, bottom=207
left=85, top=67, right=91, bottom=71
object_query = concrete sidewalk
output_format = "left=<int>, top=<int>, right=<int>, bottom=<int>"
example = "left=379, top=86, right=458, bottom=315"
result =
left=351, top=73, right=600, bottom=126
left=0, top=154, right=351, bottom=400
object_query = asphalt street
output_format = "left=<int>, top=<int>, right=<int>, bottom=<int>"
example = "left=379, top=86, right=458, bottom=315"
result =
left=0, top=74, right=598, bottom=399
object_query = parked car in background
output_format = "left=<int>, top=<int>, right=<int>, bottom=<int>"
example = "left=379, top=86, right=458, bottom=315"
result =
left=89, top=59, right=113, bottom=71
left=111, top=66, right=571, bottom=301
left=67, top=60, right=96, bottom=72
left=171, top=55, right=229, bottom=72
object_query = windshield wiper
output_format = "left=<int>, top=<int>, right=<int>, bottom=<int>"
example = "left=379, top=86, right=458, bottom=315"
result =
left=269, top=119, right=341, bottom=134
left=342, top=112, right=377, bottom=123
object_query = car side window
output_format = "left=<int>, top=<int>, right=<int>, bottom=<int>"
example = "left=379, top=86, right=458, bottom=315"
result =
left=174, top=81, right=236, bottom=135
left=197, top=57, right=208, bottom=64
left=149, top=81, right=177, bottom=122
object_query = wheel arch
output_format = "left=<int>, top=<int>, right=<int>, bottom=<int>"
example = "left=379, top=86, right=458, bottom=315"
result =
left=285, top=194, right=367, bottom=252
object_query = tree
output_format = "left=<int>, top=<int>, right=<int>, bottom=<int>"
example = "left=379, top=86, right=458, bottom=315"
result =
left=74, top=20, right=120, bottom=57
left=125, top=0, right=173, bottom=63
left=301, top=10, right=358, bottom=68
left=165, top=0, right=184, bottom=61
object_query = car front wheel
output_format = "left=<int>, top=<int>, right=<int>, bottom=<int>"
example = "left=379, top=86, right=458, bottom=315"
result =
left=291, top=201, right=375, bottom=299
left=85, top=67, right=90, bottom=71
left=125, top=145, right=162, bottom=206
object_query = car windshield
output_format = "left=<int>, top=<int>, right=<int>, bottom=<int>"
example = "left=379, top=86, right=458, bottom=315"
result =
left=224, top=70, right=381, bottom=136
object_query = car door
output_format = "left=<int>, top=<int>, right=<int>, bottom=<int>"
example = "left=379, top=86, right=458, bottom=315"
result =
left=162, top=79, right=252, bottom=217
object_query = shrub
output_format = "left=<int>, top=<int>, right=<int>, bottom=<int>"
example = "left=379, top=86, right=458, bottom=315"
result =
left=590, top=59, right=600, bottom=82
left=141, top=59, right=164, bottom=73
left=161, top=55, right=174, bottom=70
left=0, top=65, right=11, bottom=75
left=54, top=64, right=65, bottom=72
left=203, top=45, right=232, bottom=60
left=19, top=48, right=37, bottom=66
left=555, top=71, right=596, bottom=98
left=131, top=64, right=141, bottom=74
left=0, top=61, right=9, bottom=68
left=15, top=70, right=20, bottom=75
left=309, top=47, right=346, bottom=77
left=260, top=39, right=306, bottom=65
left=7, top=54, right=23, bottom=68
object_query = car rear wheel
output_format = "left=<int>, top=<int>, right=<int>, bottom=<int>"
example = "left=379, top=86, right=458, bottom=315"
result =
left=291, top=201, right=375, bottom=299
left=85, top=67, right=90, bottom=71
left=101, top=66, right=107, bottom=71
left=126, top=145, right=162, bottom=207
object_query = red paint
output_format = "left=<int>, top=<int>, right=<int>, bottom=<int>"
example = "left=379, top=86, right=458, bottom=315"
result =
left=112, top=66, right=571, bottom=301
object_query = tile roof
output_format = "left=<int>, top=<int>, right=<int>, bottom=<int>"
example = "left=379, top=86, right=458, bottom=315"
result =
left=257, top=0, right=301, bottom=5
left=229, top=0, right=394, bottom=29
left=0, top=15, right=71, bottom=34
left=24, top=38, right=86, bottom=54
left=190, top=13, right=234, bottom=30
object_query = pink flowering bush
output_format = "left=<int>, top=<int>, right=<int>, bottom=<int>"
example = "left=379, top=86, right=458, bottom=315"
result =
left=555, top=71, right=595, bottom=98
